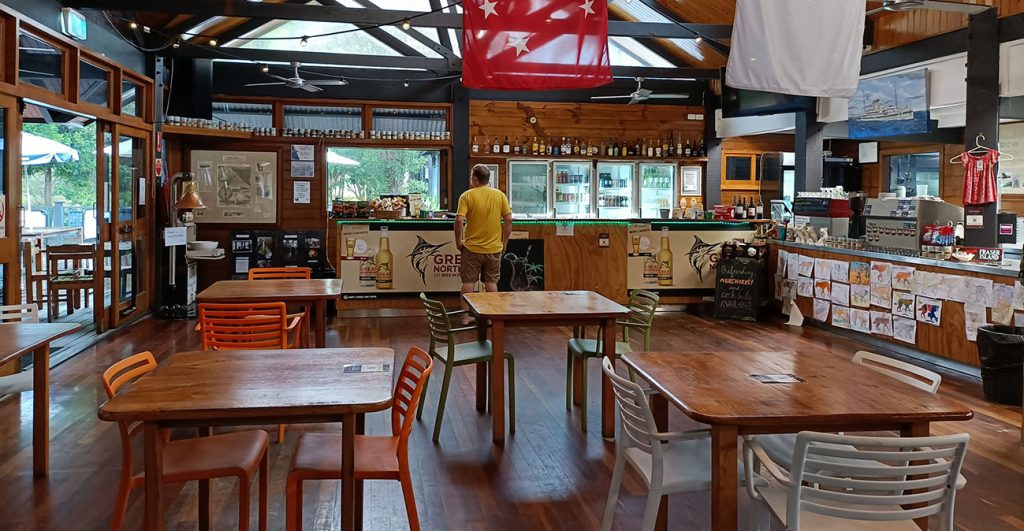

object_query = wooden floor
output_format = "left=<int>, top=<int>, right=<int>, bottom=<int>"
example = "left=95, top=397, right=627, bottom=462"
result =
left=0, top=308, right=1021, bottom=531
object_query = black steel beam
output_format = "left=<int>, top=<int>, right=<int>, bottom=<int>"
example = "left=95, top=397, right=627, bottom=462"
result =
left=67, top=0, right=732, bottom=39
left=427, top=0, right=454, bottom=52
left=169, top=45, right=456, bottom=70
left=608, top=12, right=686, bottom=67
left=350, top=0, right=457, bottom=61
left=962, top=8, right=1000, bottom=247
left=632, top=0, right=731, bottom=57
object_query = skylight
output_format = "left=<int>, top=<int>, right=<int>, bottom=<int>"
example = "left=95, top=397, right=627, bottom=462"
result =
left=225, top=20, right=401, bottom=55
left=614, top=0, right=705, bottom=62
left=610, top=37, right=673, bottom=68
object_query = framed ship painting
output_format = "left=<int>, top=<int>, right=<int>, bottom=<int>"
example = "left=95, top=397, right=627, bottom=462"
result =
left=848, top=68, right=929, bottom=139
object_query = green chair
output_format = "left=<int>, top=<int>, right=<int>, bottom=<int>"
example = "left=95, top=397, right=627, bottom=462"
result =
left=565, top=289, right=659, bottom=432
left=416, top=293, right=516, bottom=442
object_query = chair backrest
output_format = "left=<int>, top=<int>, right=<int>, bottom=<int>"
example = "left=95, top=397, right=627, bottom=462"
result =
left=419, top=293, right=454, bottom=346
left=0, top=303, right=40, bottom=323
left=853, top=351, right=941, bottom=394
left=625, top=289, right=660, bottom=326
left=102, top=352, right=159, bottom=471
left=47, top=244, right=96, bottom=275
left=248, top=267, right=311, bottom=280
left=601, top=356, right=663, bottom=459
left=392, top=347, right=434, bottom=454
left=198, top=302, right=289, bottom=350
left=788, top=431, right=969, bottom=530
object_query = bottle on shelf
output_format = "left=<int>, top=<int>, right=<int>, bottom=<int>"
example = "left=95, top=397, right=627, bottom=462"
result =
left=756, top=196, right=764, bottom=219
left=661, top=138, right=669, bottom=158
left=472, top=136, right=479, bottom=154
left=735, top=197, right=746, bottom=220
left=545, top=139, right=553, bottom=156
left=676, top=136, right=683, bottom=158
left=606, top=140, right=614, bottom=157
left=532, top=136, right=539, bottom=156
left=502, top=136, right=511, bottom=154
left=552, top=141, right=560, bottom=157
left=655, top=139, right=663, bottom=158
left=657, top=227, right=673, bottom=286
left=695, top=197, right=704, bottom=220
left=634, top=139, right=641, bottom=157
left=684, top=139, right=692, bottom=157
left=747, top=197, right=756, bottom=219
left=539, top=137, right=546, bottom=156
left=375, top=228, right=394, bottom=289
left=491, top=136, right=500, bottom=154
left=513, top=140, right=520, bottom=155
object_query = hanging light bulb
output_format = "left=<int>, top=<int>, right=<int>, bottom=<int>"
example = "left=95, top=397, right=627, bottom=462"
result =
left=403, top=80, right=410, bottom=87
left=300, top=36, right=309, bottom=47
left=401, top=19, right=412, bottom=31
left=694, top=35, right=703, bottom=45
left=172, top=39, right=181, bottom=49
left=340, top=78, right=349, bottom=86
left=129, top=21, right=139, bottom=30
left=260, top=63, right=270, bottom=73
left=209, top=38, right=218, bottom=46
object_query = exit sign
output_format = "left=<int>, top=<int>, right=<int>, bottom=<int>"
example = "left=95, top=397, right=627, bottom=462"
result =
left=60, top=8, right=88, bottom=41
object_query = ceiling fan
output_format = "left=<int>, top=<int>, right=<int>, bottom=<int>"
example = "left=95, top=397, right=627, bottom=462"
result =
left=590, top=77, right=688, bottom=105
left=243, top=62, right=348, bottom=93
left=866, top=0, right=989, bottom=16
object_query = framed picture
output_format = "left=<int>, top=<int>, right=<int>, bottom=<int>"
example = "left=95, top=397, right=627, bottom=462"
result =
left=848, top=68, right=930, bottom=139
left=191, top=150, right=278, bottom=224
left=858, top=141, right=879, bottom=164
left=680, top=165, right=702, bottom=196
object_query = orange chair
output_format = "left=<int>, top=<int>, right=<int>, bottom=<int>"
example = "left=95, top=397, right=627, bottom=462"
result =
left=286, top=347, right=435, bottom=531
left=248, top=267, right=312, bottom=348
left=102, top=352, right=270, bottom=531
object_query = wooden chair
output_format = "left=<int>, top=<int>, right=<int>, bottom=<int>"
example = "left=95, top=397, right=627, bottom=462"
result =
left=21, top=241, right=48, bottom=306
left=248, top=267, right=312, bottom=348
left=0, top=303, right=41, bottom=395
left=416, top=292, right=515, bottom=442
left=286, top=346, right=434, bottom=531
left=744, top=431, right=970, bottom=531
left=566, top=289, right=659, bottom=431
left=45, top=244, right=97, bottom=323
left=101, top=352, right=270, bottom=531
left=199, top=302, right=300, bottom=443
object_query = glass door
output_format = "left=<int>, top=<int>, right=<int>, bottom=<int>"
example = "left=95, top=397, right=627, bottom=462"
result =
left=596, top=161, right=635, bottom=219
left=507, top=160, right=550, bottom=218
left=0, top=95, right=17, bottom=304
left=639, top=163, right=676, bottom=218
left=552, top=160, right=593, bottom=218
left=106, top=125, right=151, bottom=327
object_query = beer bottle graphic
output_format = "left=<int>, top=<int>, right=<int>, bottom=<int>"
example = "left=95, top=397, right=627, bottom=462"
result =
left=657, top=227, right=673, bottom=286
left=375, top=227, right=394, bottom=289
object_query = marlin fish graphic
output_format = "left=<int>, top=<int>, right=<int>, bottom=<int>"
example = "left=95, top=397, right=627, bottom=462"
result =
left=685, top=236, right=723, bottom=283
left=407, top=236, right=450, bottom=284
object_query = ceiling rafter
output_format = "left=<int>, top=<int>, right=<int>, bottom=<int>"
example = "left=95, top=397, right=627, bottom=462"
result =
left=629, top=0, right=731, bottom=60
left=426, top=0, right=454, bottom=52
left=348, top=0, right=458, bottom=61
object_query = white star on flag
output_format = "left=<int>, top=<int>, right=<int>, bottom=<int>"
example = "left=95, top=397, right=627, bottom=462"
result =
left=479, top=0, right=498, bottom=19
left=508, top=36, right=531, bottom=56
left=579, top=0, right=595, bottom=16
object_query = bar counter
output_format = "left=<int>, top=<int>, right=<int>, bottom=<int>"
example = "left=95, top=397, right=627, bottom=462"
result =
left=335, top=218, right=755, bottom=304
left=770, top=240, right=1020, bottom=368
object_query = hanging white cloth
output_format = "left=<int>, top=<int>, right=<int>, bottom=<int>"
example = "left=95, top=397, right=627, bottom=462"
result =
left=726, top=0, right=867, bottom=98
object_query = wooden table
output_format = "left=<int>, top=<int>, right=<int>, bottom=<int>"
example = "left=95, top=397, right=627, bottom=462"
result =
left=0, top=322, right=80, bottom=477
left=195, top=279, right=342, bottom=348
left=463, top=291, right=630, bottom=443
left=98, top=348, right=394, bottom=531
left=623, top=350, right=974, bottom=531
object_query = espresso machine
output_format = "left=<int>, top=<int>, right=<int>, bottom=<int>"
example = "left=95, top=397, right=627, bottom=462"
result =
left=848, top=192, right=867, bottom=239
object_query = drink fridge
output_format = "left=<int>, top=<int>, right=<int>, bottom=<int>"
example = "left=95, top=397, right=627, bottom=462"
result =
left=639, top=162, right=676, bottom=218
left=507, top=160, right=551, bottom=217
left=596, top=161, right=636, bottom=219
left=552, top=160, right=594, bottom=218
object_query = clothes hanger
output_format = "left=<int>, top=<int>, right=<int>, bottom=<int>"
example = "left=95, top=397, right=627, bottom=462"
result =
left=949, top=133, right=1014, bottom=163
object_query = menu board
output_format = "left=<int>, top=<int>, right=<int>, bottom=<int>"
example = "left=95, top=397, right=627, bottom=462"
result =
left=714, top=257, right=762, bottom=322
left=230, top=229, right=323, bottom=275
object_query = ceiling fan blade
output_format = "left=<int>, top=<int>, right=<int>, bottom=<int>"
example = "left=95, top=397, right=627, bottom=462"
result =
left=299, top=84, right=323, bottom=93
left=645, top=94, right=689, bottom=99
left=590, top=95, right=633, bottom=100
left=628, top=98, right=643, bottom=105
left=922, top=0, right=988, bottom=13
left=243, top=82, right=287, bottom=87
left=635, top=88, right=653, bottom=98
left=866, top=6, right=885, bottom=15
left=306, top=79, right=347, bottom=86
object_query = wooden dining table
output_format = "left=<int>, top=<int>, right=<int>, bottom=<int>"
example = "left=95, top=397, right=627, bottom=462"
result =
left=98, top=348, right=395, bottom=531
left=195, top=278, right=342, bottom=348
left=463, top=290, right=630, bottom=443
left=622, top=350, right=974, bottom=531
left=0, top=322, right=80, bottom=477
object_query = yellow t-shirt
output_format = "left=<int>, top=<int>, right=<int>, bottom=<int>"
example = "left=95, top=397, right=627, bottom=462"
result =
left=456, top=186, right=511, bottom=254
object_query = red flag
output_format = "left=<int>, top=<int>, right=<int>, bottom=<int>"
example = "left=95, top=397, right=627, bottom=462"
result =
left=461, top=0, right=613, bottom=90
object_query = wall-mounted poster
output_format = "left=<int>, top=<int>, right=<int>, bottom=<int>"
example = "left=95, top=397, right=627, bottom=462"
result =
left=998, top=121, right=1024, bottom=195
left=499, top=239, right=545, bottom=292
left=191, top=150, right=277, bottom=224
left=848, top=68, right=929, bottom=139
left=680, top=166, right=702, bottom=196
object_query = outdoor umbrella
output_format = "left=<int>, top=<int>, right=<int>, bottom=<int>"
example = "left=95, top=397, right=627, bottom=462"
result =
left=326, top=151, right=359, bottom=165
left=17, top=131, right=80, bottom=166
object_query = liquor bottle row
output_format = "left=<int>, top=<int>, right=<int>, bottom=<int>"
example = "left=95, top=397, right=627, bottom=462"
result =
left=472, top=135, right=706, bottom=158
left=732, top=195, right=765, bottom=220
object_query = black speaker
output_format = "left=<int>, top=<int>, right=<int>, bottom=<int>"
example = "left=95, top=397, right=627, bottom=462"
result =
left=166, top=57, right=213, bottom=120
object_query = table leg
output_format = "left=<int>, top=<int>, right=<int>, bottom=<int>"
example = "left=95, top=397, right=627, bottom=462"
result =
left=143, top=422, right=165, bottom=531
left=710, top=425, right=738, bottom=531
left=197, top=427, right=212, bottom=531
left=355, top=413, right=365, bottom=527
left=491, top=319, right=506, bottom=444
left=901, top=421, right=930, bottom=531
left=651, top=394, right=669, bottom=531
left=314, top=300, right=327, bottom=348
left=600, top=318, right=616, bottom=439
left=341, top=413, right=356, bottom=531
left=571, top=355, right=583, bottom=407
left=32, top=344, right=50, bottom=477
left=476, top=322, right=488, bottom=412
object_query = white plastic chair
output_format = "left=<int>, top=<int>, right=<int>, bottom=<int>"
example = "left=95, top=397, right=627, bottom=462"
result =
left=744, top=431, right=969, bottom=531
left=600, top=356, right=762, bottom=531
left=0, top=303, right=41, bottom=395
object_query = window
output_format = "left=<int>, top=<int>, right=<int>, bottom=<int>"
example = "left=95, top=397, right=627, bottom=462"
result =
left=121, top=79, right=142, bottom=117
left=887, top=152, right=939, bottom=197
left=229, top=20, right=401, bottom=55
left=327, top=147, right=441, bottom=210
left=19, top=31, right=64, bottom=94
left=79, top=60, right=110, bottom=107
left=284, top=105, right=361, bottom=132
left=213, top=102, right=273, bottom=129
left=371, top=107, right=447, bottom=135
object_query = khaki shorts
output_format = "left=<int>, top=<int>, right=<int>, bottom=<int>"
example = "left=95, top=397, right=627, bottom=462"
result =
left=461, top=250, right=502, bottom=284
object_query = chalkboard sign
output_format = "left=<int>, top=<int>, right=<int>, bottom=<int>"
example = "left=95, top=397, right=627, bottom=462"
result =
left=714, top=257, right=762, bottom=322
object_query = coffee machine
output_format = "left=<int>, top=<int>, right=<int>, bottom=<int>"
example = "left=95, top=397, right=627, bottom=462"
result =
left=848, top=192, right=867, bottom=239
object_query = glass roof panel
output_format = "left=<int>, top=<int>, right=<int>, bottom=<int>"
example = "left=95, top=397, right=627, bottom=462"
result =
left=609, top=37, right=673, bottom=68
left=227, top=20, right=401, bottom=55
left=379, top=26, right=442, bottom=58
left=615, top=0, right=704, bottom=62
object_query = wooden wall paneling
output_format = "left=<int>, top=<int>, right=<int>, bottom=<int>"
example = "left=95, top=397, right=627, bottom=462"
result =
left=521, top=223, right=628, bottom=302
left=868, top=1, right=1024, bottom=53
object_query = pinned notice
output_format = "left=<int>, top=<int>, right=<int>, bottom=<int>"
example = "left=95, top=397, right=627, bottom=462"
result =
left=164, top=226, right=187, bottom=247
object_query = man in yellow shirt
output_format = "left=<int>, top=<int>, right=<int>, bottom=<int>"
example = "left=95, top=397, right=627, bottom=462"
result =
left=455, top=165, right=513, bottom=317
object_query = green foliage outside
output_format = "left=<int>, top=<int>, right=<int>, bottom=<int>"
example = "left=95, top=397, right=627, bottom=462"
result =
left=327, top=148, right=437, bottom=210
left=22, top=123, right=98, bottom=209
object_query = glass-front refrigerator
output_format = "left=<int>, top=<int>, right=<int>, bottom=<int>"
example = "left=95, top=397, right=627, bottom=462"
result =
left=639, top=162, right=676, bottom=218
left=552, top=160, right=594, bottom=218
left=507, top=160, right=550, bottom=217
left=596, top=161, right=636, bottom=219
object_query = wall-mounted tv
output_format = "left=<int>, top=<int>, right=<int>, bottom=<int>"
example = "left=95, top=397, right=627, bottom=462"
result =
left=721, top=84, right=815, bottom=118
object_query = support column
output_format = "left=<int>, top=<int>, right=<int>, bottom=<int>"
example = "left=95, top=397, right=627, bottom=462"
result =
left=963, top=8, right=1000, bottom=248
left=704, top=90, right=722, bottom=206
left=794, top=109, right=824, bottom=193
left=451, top=84, right=470, bottom=209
